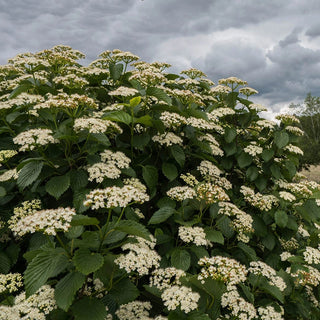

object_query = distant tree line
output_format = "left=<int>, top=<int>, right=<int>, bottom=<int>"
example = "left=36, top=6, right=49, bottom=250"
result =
left=289, top=93, right=320, bottom=167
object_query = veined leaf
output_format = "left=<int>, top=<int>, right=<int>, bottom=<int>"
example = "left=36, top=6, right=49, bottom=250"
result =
left=171, top=249, right=191, bottom=271
left=17, top=161, right=43, bottom=189
left=148, top=206, right=175, bottom=224
left=73, top=248, right=104, bottom=275
left=274, top=131, right=289, bottom=149
left=25, top=248, right=68, bottom=296
left=55, top=272, right=86, bottom=311
left=142, top=165, right=158, bottom=189
left=146, top=86, right=172, bottom=104
left=45, top=174, right=70, bottom=200
left=162, top=162, right=178, bottom=181
left=103, top=110, right=132, bottom=125
left=170, top=145, right=185, bottom=167
left=109, top=278, right=139, bottom=305
left=275, top=210, right=288, bottom=228
left=114, top=220, right=151, bottom=241
left=71, top=215, right=99, bottom=226
left=109, top=63, right=123, bottom=81
left=71, top=297, right=107, bottom=320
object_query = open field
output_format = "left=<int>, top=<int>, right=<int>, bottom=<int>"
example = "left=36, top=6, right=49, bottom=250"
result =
left=300, top=165, right=320, bottom=182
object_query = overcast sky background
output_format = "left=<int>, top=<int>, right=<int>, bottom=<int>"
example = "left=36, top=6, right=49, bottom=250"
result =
left=1, top=0, right=320, bottom=117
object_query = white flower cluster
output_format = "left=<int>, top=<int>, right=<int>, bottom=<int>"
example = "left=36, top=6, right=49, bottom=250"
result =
left=247, top=103, right=267, bottom=112
left=248, top=261, right=287, bottom=291
left=82, top=278, right=107, bottom=298
left=186, top=117, right=216, bottom=130
left=210, top=85, right=232, bottom=94
left=284, top=144, right=304, bottom=155
left=210, top=107, right=235, bottom=119
left=221, top=285, right=257, bottom=320
left=303, top=246, right=320, bottom=265
left=180, top=173, right=199, bottom=187
left=161, top=285, right=200, bottom=313
left=198, top=133, right=224, bottom=156
left=279, top=237, right=299, bottom=251
left=255, top=119, right=276, bottom=129
left=130, top=65, right=167, bottom=86
left=159, top=111, right=187, bottom=129
left=0, top=168, right=19, bottom=182
left=8, top=202, right=75, bottom=237
left=196, top=182, right=230, bottom=204
left=243, top=143, right=263, bottom=156
left=166, top=186, right=196, bottom=201
left=279, top=191, right=296, bottom=202
left=84, top=178, right=149, bottom=209
left=197, top=160, right=221, bottom=178
left=115, top=235, right=160, bottom=276
left=108, top=86, right=139, bottom=97
left=218, top=202, right=254, bottom=243
left=0, top=150, right=17, bottom=162
left=198, top=256, right=247, bottom=285
left=219, top=77, right=247, bottom=86
left=0, top=285, right=56, bottom=320
left=284, top=125, right=304, bottom=136
left=239, top=86, right=259, bottom=96
left=178, top=226, right=212, bottom=247
left=280, top=251, right=293, bottom=261
left=276, top=114, right=300, bottom=124
left=74, top=117, right=122, bottom=134
left=258, top=306, right=284, bottom=320
left=87, top=150, right=131, bottom=183
left=0, top=273, right=23, bottom=294
left=288, top=265, right=320, bottom=286
left=53, top=74, right=89, bottom=87
left=13, top=128, right=57, bottom=151
left=298, top=225, right=310, bottom=238
left=240, top=186, right=278, bottom=211
left=152, top=132, right=183, bottom=146
left=150, top=267, right=186, bottom=290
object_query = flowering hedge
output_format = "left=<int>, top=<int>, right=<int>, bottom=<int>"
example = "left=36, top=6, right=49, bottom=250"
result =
left=0, top=46, right=320, bottom=319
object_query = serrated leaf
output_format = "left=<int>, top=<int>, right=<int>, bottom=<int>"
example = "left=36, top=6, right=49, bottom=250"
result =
left=45, top=174, right=70, bottom=200
left=25, top=248, right=68, bottom=296
left=0, top=186, right=6, bottom=197
left=142, top=165, right=158, bottom=189
left=170, top=145, right=185, bottom=167
left=55, top=272, right=86, bottom=311
left=0, top=251, right=11, bottom=273
left=261, top=149, right=274, bottom=162
left=71, top=215, right=100, bottom=226
left=90, top=133, right=111, bottom=146
left=259, top=278, right=284, bottom=303
left=274, top=131, right=289, bottom=149
left=109, top=63, right=123, bottom=81
left=73, top=248, right=104, bottom=275
left=103, top=110, right=132, bottom=125
left=70, top=169, right=88, bottom=190
left=73, top=189, right=90, bottom=214
left=114, top=220, right=151, bottom=241
left=162, top=162, right=178, bottom=181
left=109, top=278, right=139, bottom=305
left=71, top=297, right=107, bottom=320
left=237, top=152, right=252, bottom=168
left=204, top=229, right=224, bottom=244
left=133, top=115, right=153, bottom=126
left=148, top=206, right=175, bottom=224
left=224, top=127, right=237, bottom=143
left=17, top=161, right=43, bottom=189
left=246, top=166, right=259, bottom=181
left=237, top=242, right=257, bottom=261
left=171, top=249, right=191, bottom=271
left=275, top=210, right=288, bottom=228
left=146, top=86, right=172, bottom=104
left=129, top=96, right=141, bottom=107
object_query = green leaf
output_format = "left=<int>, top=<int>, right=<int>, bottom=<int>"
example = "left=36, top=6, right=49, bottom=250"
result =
left=91, top=133, right=111, bottom=146
left=270, top=164, right=281, bottom=179
left=170, top=145, right=185, bottom=166
left=262, top=234, right=276, bottom=251
left=237, top=152, right=252, bottom=168
left=217, top=216, right=234, bottom=238
left=275, top=210, right=288, bottom=228
left=255, top=176, right=267, bottom=192
left=261, top=149, right=274, bottom=162
left=70, top=169, right=88, bottom=190
left=73, top=189, right=90, bottom=214
left=0, top=186, right=6, bottom=197
left=148, top=207, right=175, bottom=224
left=237, top=242, right=257, bottom=261
left=71, top=297, right=107, bottom=320
left=133, top=115, right=153, bottom=126
left=259, top=278, right=284, bottom=303
left=103, top=110, right=132, bottom=125
left=25, top=248, right=68, bottom=296
left=0, top=252, right=11, bottom=273
left=17, top=161, right=43, bottom=189
left=114, top=220, right=151, bottom=241
left=188, top=313, right=211, bottom=320
left=171, top=249, right=191, bottom=271
left=9, top=82, right=33, bottom=98
left=146, top=86, right=172, bottom=104
left=132, top=133, right=150, bottom=149
left=274, top=131, right=289, bottom=149
left=224, top=127, right=237, bottom=143
left=162, top=162, right=178, bottom=181
left=71, top=215, right=100, bottom=226
left=224, top=142, right=237, bottom=156
left=109, top=63, right=123, bottom=81
left=55, top=272, right=86, bottom=311
left=45, top=174, right=70, bottom=200
left=142, top=165, right=158, bottom=189
left=246, top=166, right=259, bottom=181
left=73, top=248, right=104, bottom=275
left=204, top=229, right=224, bottom=244
left=109, top=278, right=139, bottom=305
left=129, top=96, right=141, bottom=107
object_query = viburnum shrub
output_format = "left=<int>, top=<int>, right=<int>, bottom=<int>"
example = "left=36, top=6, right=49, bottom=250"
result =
left=0, top=46, right=320, bottom=320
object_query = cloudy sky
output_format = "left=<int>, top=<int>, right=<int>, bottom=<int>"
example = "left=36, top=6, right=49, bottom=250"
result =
left=1, top=0, right=320, bottom=117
